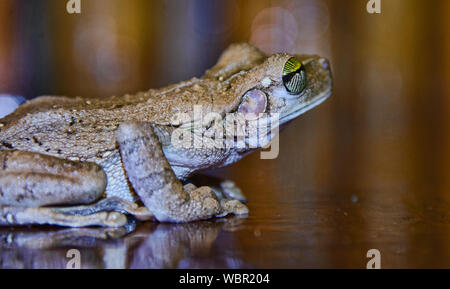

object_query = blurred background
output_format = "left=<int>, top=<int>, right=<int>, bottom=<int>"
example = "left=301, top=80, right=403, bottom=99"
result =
left=0, top=0, right=449, bottom=268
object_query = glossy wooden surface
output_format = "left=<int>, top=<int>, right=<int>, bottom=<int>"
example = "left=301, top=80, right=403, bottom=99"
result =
left=1, top=133, right=450, bottom=269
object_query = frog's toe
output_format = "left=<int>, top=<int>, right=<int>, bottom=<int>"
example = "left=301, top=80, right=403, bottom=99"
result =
left=218, top=199, right=249, bottom=217
left=104, top=212, right=129, bottom=227
left=0, top=206, right=128, bottom=228
left=220, top=180, right=247, bottom=203
left=183, top=183, right=198, bottom=193
left=186, top=186, right=249, bottom=220
left=188, top=186, right=221, bottom=218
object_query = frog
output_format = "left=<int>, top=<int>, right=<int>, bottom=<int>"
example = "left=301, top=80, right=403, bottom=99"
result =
left=0, top=43, right=332, bottom=227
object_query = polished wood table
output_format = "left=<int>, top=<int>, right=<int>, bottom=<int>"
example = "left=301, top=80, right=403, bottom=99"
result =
left=1, top=114, right=449, bottom=269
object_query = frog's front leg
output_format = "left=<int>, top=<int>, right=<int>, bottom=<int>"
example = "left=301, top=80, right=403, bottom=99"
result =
left=116, top=122, right=249, bottom=223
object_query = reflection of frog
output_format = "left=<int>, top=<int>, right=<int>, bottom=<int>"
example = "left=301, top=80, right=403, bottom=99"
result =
left=0, top=43, right=332, bottom=227
left=0, top=217, right=248, bottom=269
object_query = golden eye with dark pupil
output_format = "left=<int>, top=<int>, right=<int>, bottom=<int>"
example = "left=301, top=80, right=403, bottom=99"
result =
left=282, top=57, right=306, bottom=95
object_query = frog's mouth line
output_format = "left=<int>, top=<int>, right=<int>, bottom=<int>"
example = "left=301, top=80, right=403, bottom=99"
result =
left=278, top=89, right=331, bottom=124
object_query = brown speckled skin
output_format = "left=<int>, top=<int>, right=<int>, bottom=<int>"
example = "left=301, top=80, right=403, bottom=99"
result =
left=0, top=44, right=331, bottom=165
left=0, top=43, right=333, bottom=227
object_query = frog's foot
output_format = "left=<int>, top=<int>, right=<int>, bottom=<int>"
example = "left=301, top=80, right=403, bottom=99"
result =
left=187, top=175, right=247, bottom=202
left=157, top=184, right=248, bottom=222
left=219, top=180, right=247, bottom=203
left=0, top=205, right=128, bottom=227
left=117, top=122, right=249, bottom=223
left=52, top=197, right=154, bottom=221
left=184, top=183, right=248, bottom=217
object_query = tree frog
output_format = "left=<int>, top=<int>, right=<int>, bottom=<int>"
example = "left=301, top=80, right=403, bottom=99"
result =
left=0, top=43, right=332, bottom=227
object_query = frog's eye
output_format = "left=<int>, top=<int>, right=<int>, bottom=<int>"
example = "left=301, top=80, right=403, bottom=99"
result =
left=238, top=89, right=267, bottom=120
left=282, top=57, right=306, bottom=95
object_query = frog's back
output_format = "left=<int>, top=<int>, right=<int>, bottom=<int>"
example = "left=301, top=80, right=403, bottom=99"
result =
left=0, top=43, right=268, bottom=162
left=0, top=95, right=128, bottom=163
left=0, top=76, right=242, bottom=163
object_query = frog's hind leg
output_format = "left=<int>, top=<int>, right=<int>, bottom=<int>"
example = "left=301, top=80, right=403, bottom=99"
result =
left=0, top=205, right=128, bottom=227
left=0, top=150, right=106, bottom=207
left=51, top=197, right=154, bottom=221
left=116, top=122, right=249, bottom=223
left=0, top=150, right=130, bottom=227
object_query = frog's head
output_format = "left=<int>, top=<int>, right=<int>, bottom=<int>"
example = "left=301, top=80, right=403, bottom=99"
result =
left=170, top=43, right=332, bottom=132
left=161, top=44, right=333, bottom=177
left=213, top=47, right=333, bottom=150
left=178, top=44, right=334, bottom=152
left=228, top=52, right=333, bottom=127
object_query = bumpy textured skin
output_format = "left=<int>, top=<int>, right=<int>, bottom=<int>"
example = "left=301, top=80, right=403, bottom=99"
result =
left=0, top=43, right=333, bottom=226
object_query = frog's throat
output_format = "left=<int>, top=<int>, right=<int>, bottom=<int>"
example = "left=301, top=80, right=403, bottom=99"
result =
left=279, top=89, right=331, bottom=124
